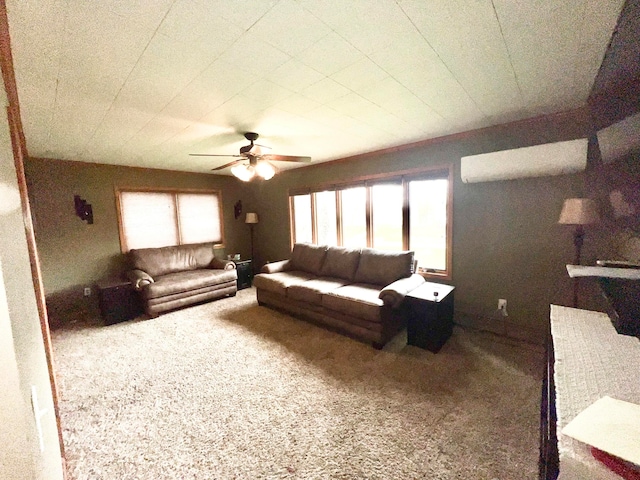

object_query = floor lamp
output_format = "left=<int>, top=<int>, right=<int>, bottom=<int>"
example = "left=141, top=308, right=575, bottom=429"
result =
left=558, top=198, right=600, bottom=307
left=245, top=212, right=258, bottom=268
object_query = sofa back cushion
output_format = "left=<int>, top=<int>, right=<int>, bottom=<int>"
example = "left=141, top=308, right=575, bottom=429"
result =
left=130, top=242, right=216, bottom=277
left=319, top=246, right=361, bottom=281
left=289, top=243, right=327, bottom=275
left=353, top=248, right=414, bottom=286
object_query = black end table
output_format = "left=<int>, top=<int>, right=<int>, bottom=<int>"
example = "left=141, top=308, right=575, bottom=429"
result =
left=97, top=279, right=143, bottom=326
left=405, top=282, right=455, bottom=352
left=235, top=260, right=253, bottom=290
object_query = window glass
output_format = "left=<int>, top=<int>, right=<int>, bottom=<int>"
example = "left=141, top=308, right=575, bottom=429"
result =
left=371, top=183, right=403, bottom=251
left=177, top=193, right=222, bottom=244
left=292, top=194, right=312, bottom=243
left=120, top=191, right=178, bottom=250
left=118, top=190, right=223, bottom=252
left=409, top=179, right=448, bottom=271
left=315, top=190, right=337, bottom=246
left=340, top=187, right=367, bottom=248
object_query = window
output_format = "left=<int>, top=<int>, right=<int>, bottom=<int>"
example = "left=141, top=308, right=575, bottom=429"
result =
left=289, top=165, right=452, bottom=278
left=315, top=190, right=338, bottom=246
left=117, top=189, right=224, bottom=252
left=409, top=178, right=448, bottom=271
left=340, top=187, right=366, bottom=248
left=371, top=183, right=403, bottom=251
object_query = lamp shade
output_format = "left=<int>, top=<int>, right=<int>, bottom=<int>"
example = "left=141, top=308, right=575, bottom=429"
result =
left=558, top=198, right=600, bottom=225
left=231, top=164, right=255, bottom=182
left=245, top=212, right=258, bottom=224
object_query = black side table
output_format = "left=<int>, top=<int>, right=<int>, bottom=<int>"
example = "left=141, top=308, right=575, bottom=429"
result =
left=97, top=279, right=143, bottom=326
left=405, top=282, right=455, bottom=352
left=235, top=260, right=253, bottom=290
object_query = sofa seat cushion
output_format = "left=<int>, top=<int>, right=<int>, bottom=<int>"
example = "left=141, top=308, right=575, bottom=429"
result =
left=143, top=269, right=237, bottom=300
left=252, top=271, right=316, bottom=297
left=322, top=283, right=384, bottom=323
left=287, top=276, right=348, bottom=305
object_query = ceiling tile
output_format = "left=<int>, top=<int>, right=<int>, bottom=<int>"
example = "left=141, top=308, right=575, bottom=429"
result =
left=275, top=94, right=322, bottom=115
left=266, top=59, right=325, bottom=92
left=162, top=60, right=257, bottom=122
left=217, top=32, right=291, bottom=76
left=398, top=0, right=523, bottom=114
left=238, top=80, right=294, bottom=110
left=330, top=57, right=389, bottom=93
left=298, top=0, right=413, bottom=55
left=7, top=0, right=627, bottom=172
left=295, top=32, right=363, bottom=76
left=301, top=77, right=350, bottom=104
left=249, top=0, right=331, bottom=56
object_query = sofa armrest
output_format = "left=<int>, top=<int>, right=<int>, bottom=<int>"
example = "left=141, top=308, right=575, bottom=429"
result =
left=211, top=257, right=236, bottom=270
left=379, top=273, right=425, bottom=308
left=126, top=269, right=155, bottom=291
left=261, top=259, right=290, bottom=274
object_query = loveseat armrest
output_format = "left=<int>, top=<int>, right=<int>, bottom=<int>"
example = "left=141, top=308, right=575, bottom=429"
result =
left=211, top=258, right=236, bottom=270
left=379, top=273, right=426, bottom=308
left=126, top=269, right=155, bottom=291
left=261, top=259, right=290, bottom=274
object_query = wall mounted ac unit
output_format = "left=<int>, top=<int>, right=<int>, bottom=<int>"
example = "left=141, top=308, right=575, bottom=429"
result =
left=596, top=112, right=640, bottom=164
left=460, top=138, right=588, bottom=183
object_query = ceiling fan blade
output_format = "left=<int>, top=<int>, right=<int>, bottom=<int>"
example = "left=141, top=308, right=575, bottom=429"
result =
left=261, top=154, right=312, bottom=163
left=211, top=159, right=243, bottom=171
left=190, top=153, right=245, bottom=158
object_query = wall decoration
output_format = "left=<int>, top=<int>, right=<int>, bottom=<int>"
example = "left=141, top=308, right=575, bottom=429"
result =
left=74, top=195, right=93, bottom=224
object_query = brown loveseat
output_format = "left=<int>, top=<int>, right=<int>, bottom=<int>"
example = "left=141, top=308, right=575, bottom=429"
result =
left=127, top=242, right=237, bottom=317
left=253, top=243, right=425, bottom=348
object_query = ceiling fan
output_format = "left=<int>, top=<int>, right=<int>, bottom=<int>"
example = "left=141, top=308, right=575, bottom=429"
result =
left=190, top=132, right=312, bottom=181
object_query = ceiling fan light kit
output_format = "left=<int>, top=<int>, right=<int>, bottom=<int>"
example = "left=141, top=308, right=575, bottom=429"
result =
left=191, top=132, right=311, bottom=181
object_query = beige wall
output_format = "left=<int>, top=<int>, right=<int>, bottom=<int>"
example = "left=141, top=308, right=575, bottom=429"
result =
left=0, top=103, right=63, bottom=477
left=252, top=110, right=597, bottom=343
left=24, top=158, right=255, bottom=324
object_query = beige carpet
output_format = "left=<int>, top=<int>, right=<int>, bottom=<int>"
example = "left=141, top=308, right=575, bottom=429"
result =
left=52, top=288, right=544, bottom=479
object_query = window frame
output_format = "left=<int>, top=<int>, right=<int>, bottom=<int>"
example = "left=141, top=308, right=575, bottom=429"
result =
left=115, top=186, right=226, bottom=253
left=288, top=164, right=453, bottom=280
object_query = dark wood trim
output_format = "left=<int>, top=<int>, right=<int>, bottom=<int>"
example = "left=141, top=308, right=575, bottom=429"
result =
left=288, top=196, right=296, bottom=250
left=310, top=192, right=317, bottom=244
left=335, top=190, right=343, bottom=246
left=115, top=187, right=226, bottom=253
left=0, top=1, right=67, bottom=476
left=402, top=181, right=410, bottom=251
left=288, top=164, right=451, bottom=197
left=365, top=186, right=372, bottom=247
left=283, top=108, right=589, bottom=175
left=287, top=164, right=454, bottom=278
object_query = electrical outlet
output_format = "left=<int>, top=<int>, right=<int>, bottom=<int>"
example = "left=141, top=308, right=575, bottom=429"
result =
left=498, top=299, right=508, bottom=317
left=83, top=287, right=91, bottom=297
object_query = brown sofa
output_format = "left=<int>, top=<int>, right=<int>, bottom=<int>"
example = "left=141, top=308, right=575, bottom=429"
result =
left=127, top=242, right=237, bottom=317
left=253, top=243, right=425, bottom=348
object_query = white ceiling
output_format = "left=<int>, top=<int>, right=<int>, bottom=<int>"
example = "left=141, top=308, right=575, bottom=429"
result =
left=6, top=0, right=625, bottom=175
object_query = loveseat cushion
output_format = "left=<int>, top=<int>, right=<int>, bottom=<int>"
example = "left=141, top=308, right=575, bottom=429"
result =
left=252, top=271, right=316, bottom=297
left=142, top=269, right=237, bottom=300
left=319, top=246, right=361, bottom=281
left=322, top=283, right=384, bottom=323
left=353, top=249, right=414, bottom=286
left=287, top=276, right=348, bottom=305
left=289, top=243, right=328, bottom=275
left=130, top=242, right=217, bottom=277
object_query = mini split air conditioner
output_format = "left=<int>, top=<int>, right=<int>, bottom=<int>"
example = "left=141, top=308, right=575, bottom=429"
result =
left=460, top=138, right=588, bottom=183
